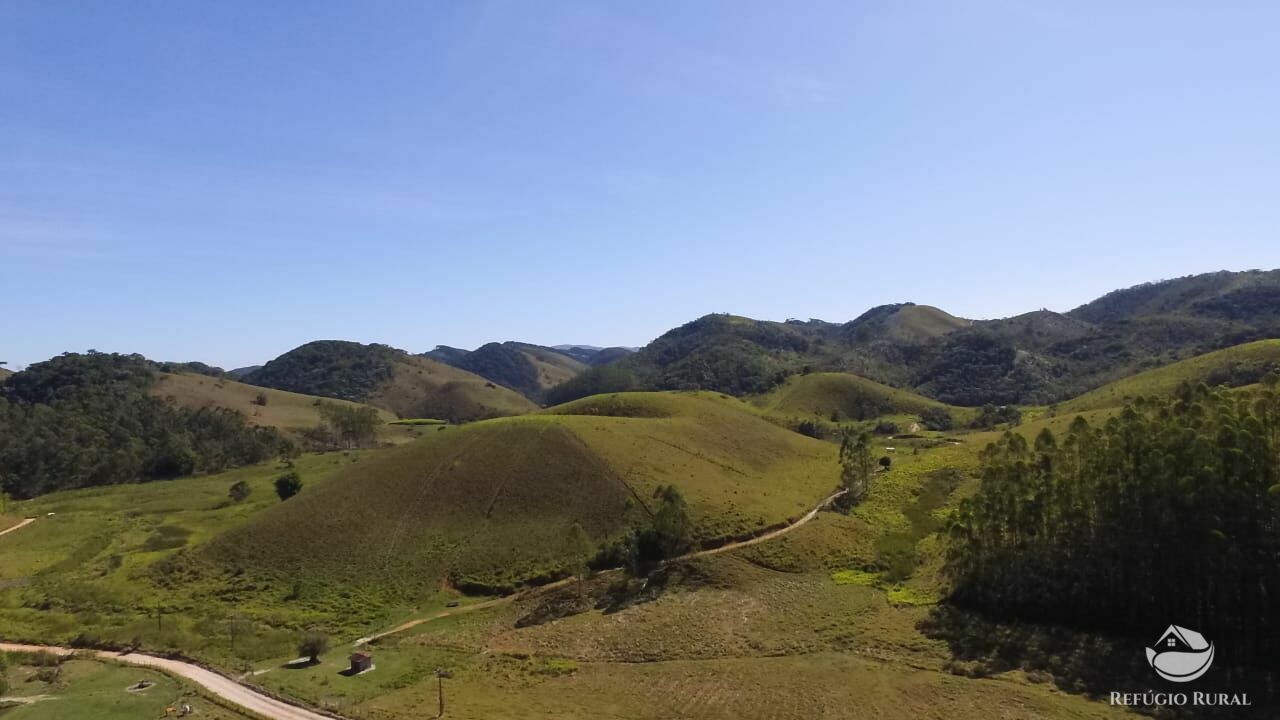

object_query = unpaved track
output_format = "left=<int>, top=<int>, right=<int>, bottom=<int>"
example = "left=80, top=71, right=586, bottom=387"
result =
left=0, top=643, right=332, bottom=720
left=2, top=488, right=847, bottom=719
left=356, top=487, right=848, bottom=645
left=0, top=518, right=35, bottom=538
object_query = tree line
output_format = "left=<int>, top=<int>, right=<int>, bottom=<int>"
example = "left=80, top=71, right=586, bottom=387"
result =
left=0, top=352, right=292, bottom=498
left=945, top=379, right=1280, bottom=667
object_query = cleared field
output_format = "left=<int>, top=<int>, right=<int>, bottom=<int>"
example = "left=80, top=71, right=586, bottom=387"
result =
left=0, top=657, right=250, bottom=720
left=1058, top=339, right=1280, bottom=412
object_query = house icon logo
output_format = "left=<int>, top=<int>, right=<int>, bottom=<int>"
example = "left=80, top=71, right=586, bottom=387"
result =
left=1146, top=625, right=1214, bottom=683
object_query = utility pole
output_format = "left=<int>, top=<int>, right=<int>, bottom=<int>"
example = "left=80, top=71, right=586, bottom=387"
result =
left=434, top=667, right=452, bottom=717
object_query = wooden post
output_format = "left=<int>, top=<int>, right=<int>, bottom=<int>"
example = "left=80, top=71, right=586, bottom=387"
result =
left=436, top=668, right=444, bottom=717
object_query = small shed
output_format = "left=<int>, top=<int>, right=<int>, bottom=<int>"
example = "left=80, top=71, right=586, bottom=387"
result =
left=349, top=652, right=373, bottom=674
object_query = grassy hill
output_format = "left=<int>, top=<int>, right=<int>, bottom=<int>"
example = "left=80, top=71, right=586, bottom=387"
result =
left=751, top=372, right=954, bottom=423
left=152, top=371, right=417, bottom=443
left=244, top=340, right=535, bottom=421
left=1057, top=339, right=1280, bottom=412
left=201, top=392, right=836, bottom=600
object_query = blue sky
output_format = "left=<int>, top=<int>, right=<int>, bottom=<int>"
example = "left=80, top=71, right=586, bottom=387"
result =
left=2, top=1, right=1277, bottom=370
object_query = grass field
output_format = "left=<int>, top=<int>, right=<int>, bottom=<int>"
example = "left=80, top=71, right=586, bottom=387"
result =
left=202, top=392, right=838, bottom=609
left=237, top=433, right=1128, bottom=720
left=0, top=656, right=250, bottom=719
left=749, top=372, right=975, bottom=433
left=154, top=371, right=419, bottom=444
left=1058, top=339, right=1280, bottom=412
left=367, top=355, right=537, bottom=420
left=0, top=451, right=385, bottom=665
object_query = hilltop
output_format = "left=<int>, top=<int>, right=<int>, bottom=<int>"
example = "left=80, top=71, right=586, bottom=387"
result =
left=201, top=392, right=836, bottom=599
left=243, top=340, right=536, bottom=421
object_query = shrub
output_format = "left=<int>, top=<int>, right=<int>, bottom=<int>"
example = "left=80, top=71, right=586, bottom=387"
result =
left=275, top=472, right=302, bottom=500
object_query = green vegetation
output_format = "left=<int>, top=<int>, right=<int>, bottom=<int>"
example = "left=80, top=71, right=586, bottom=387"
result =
left=153, top=370, right=412, bottom=444
left=948, top=383, right=1280, bottom=670
left=194, top=392, right=835, bottom=611
left=388, top=418, right=447, bottom=426
left=836, top=431, right=874, bottom=509
left=244, top=340, right=537, bottom=422
left=298, top=631, right=329, bottom=662
left=273, top=471, right=302, bottom=500
left=752, top=371, right=953, bottom=422
left=0, top=656, right=250, bottom=720
left=1058, top=338, right=1280, bottom=412
left=0, top=352, right=290, bottom=498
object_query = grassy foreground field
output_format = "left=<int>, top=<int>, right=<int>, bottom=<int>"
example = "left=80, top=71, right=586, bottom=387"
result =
left=0, top=656, right=252, bottom=719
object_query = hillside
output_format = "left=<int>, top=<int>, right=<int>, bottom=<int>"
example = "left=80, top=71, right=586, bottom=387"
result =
left=202, top=392, right=836, bottom=598
left=1057, top=339, right=1280, bottom=412
left=0, top=367, right=11, bottom=380
left=244, top=340, right=536, bottom=421
left=152, top=371, right=416, bottom=443
left=425, top=341, right=588, bottom=399
left=551, top=270, right=1280, bottom=407
left=752, top=372, right=953, bottom=422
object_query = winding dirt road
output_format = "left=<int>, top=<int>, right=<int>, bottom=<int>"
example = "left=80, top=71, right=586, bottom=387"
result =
left=3, top=488, right=846, bottom=719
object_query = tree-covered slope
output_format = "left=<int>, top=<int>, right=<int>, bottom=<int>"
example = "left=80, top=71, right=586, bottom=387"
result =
left=0, top=353, right=290, bottom=498
left=244, top=341, right=535, bottom=421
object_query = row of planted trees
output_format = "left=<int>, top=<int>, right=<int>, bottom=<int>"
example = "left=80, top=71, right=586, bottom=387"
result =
left=945, top=379, right=1280, bottom=666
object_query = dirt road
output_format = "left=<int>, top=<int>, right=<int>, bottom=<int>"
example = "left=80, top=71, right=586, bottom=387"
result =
left=0, top=643, right=333, bottom=720
left=356, top=487, right=848, bottom=645
left=1, top=488, right=848, bottom=719
left=0, top=518, right=35, bottom=538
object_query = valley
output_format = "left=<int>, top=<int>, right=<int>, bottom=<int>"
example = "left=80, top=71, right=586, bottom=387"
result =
left=1, top=271, right=1278, bottom=719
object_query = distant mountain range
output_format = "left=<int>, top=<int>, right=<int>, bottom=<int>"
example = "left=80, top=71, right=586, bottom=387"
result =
left=551, top=269, right=1280, bottom=406
left=8, top=269, right=1279, bottom=414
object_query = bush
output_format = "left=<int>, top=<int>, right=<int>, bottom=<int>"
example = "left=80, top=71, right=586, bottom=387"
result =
left=228, top=480, right=251, bottom=503
left=919, top=407, right=953, bottom=431
left=275, top=472, right=302, bottom=500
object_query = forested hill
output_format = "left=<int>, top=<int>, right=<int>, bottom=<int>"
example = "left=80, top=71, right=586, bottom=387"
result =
left=244, top=340, right=536, bottom=421
left=422, top=341, right=588, bottom=400
left=0, top=352, right=290, bottom=498
left=551, top=269, right=1280, bottom=407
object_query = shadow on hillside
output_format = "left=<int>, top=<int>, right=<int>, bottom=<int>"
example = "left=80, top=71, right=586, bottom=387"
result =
left=920, top=605, right=1278, bottom=719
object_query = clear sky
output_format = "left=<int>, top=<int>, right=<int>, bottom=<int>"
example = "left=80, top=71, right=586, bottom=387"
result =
left=2, top=2, right=1277, bottom=370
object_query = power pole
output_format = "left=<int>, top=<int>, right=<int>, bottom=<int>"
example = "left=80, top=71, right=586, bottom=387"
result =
left=434, top=668, right=452, bottom=717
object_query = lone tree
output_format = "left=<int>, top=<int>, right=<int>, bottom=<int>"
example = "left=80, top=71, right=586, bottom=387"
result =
left=565, top=522, right=593, bottom=600
left=297, top=631, right=329, bottom=663
left=228, top=480, right=251, bottom=503
left=275, top=471, right=302, bottom=501
left=879, top=456, right=892, bottom=470
left=837, top=431, right=875, bottom=509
